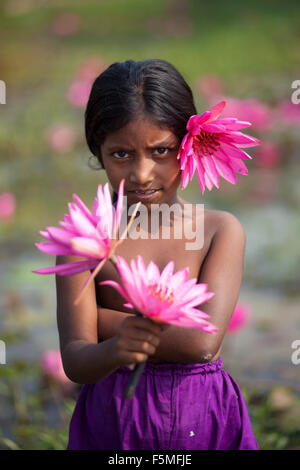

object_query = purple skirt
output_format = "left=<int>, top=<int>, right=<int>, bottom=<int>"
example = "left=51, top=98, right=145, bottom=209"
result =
left=67, top=357, right=259, bottom=450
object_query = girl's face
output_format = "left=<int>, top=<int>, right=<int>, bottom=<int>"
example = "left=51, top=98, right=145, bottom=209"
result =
left=100, top=115, right=182, bottom=208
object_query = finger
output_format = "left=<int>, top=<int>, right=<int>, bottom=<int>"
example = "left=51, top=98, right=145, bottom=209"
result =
left=124, top=328, right=160, bottom=348
left=118, top=349, right=148, bottom=366
left=121, top=338, right=157, bottom=356
left=131, top=317, right=164, bottom=336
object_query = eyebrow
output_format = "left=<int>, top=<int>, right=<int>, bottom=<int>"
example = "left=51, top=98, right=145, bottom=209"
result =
left=105, top=138, right=178, bottom=152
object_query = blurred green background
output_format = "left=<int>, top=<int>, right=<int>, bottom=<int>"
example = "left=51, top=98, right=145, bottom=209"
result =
left=1, top=0, right=300, bottom=450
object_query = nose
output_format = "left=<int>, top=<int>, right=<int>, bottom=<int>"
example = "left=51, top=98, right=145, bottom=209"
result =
left=128, top=155, right=155, bottom=186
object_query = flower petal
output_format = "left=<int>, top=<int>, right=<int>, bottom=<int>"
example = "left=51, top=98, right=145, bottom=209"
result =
left=72, top=193, right=95, bottom=225
left=194, top=158, right=206, bottom=194
left=212, top=156, right=237, bottom=185
left=69, top=205, right=97, bottom=237
left=180, top=167, right=190, bottom=189
left=99, top=280, right=130, bottom=302
left=225, top=156, right=248, bottom=175
left=35, top=242, right=73, bottom=256
left=32, top=259, right=97, bottom=276
left=47, top=226, right=74, bottom=246
left=160, top=261, right=175, bottom=285
left=204, top=172, right=214, bottom=190
left=206, top=101, right=226, bottom=122
left=114, top=179, right=125, bottom=239
left=222, top=131, right=261, bottom=148
left=187, top=112, right=211, bottom=135
left=169, top=268, right=189, bottom=290
left=71, top=237, right=107, bottom=258
left=221, top=142, right=253, bottom=160
left=201, top=155, right=220, bottom=188
left=201, top=123, right=226, bottom=133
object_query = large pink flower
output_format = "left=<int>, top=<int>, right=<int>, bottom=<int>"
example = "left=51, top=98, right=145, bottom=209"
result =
left=33, top=180, right=140, bottom=304
left=100, top=255, right=217, bottom=334
left=178, top=101, right=261, bottom=193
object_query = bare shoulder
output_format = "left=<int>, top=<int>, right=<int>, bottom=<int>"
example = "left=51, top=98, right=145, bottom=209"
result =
left=198, top=209, right=246, bottom=284
left=203, top=208, right=246, bottom=244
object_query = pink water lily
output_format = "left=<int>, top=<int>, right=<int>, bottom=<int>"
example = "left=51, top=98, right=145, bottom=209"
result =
left=33, top=179, right=140, bottom=305
left=100, top=255, right=217, bottom=333
left=178, top=101, right=261, bottom=193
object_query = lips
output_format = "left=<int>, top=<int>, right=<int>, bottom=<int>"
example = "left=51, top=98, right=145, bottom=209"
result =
left=127, top=188, right=162, bottom=200
left=128, top=188, right=161, bottom=194
left=130, top=189, right=159, bottom=195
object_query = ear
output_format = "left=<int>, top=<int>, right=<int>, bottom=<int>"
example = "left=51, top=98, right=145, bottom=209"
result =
left=98, top=151, right=105, bottom=169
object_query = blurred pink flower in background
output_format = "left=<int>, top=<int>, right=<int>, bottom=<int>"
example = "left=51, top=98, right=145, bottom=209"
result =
left=67, top=80, right=92, bottom=108
left=52, top=12, right=82, bottom=37
left=40, top=350, right=74, bottom=388
left=276, top=100, right=300, bottom=125
left=45, top=124, right=76, bottom=153
left=196, top=75, right=224, bottom=100
left=0, top=192, right=16, bottom=223
left=220, top=97, right=272, bottom=132
left=256, top=141, right=281, bottom=169
left=67, top=57, right=107, bottom=108
left=75, top=57, right=107, bottom=82
left=227, top=302, right=250, bottom=333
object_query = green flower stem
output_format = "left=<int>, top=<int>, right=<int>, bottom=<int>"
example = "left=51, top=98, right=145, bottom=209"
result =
left=123, top=310, right=146, bottom=399
left=109, top=256, right=146, bottom=399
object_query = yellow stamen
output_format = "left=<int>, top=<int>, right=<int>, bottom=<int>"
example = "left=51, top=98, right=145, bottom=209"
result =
left=148, top=284, right=174, bottom=305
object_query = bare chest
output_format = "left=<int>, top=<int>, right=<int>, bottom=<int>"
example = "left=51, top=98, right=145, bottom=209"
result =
left=94, top=209, right=216, bottom=312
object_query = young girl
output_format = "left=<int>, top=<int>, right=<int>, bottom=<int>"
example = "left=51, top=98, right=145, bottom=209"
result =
left=56, top=59, right=259, bottom=450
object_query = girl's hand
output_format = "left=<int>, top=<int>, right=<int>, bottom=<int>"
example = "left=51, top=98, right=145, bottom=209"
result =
left=111, top=315, right=167, bottom=369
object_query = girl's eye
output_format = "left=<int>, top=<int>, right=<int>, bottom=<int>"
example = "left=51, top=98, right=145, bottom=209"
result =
left=112, top=150, right=128, bottom=159
left=154, top=147, right=169, bottom=155
left=111, top=147, right=172, bottom=159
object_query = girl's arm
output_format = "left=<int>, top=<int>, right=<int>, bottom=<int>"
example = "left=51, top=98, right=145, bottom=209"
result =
left=98, top=211, right=246, bottom=363
left=185, top=211, right=247, bottom=361
left=56, top=256, right=162, bottom=384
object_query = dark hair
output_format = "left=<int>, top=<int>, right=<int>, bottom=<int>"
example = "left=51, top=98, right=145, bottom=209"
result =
left=85, top=59, right=197, bottom=203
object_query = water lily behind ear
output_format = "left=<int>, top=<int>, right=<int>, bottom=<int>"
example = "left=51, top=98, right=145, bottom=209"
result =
left=178, top=101, right=261, bottom=193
